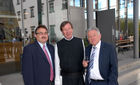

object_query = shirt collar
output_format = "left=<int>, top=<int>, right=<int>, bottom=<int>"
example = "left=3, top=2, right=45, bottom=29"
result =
left=64, top=36, right=74, bottom=41
left=92, top=40, right=101, bottom=49
left=37, top=41, right=46, bottom=48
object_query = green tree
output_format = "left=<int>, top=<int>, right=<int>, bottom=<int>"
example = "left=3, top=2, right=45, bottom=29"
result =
left=139, top=21, right=140, bottom=55
left=120, top=19, right=125, bottom=33
left=128, top=19, right=133, bottom=35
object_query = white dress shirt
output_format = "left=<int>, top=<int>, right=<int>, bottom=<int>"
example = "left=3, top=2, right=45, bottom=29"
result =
left=54, top=44, right=62, bottom=85
left=38, top=41, right=53, bottom=64
left=90, top=40, right=104, bottom=80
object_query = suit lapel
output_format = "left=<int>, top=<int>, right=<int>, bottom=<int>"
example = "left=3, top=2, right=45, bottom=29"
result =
left=34, top=41, right=49, bottom=63
left=46, top=44, right=53, bottom=60
left=46, top=43, right=55, bottom=72
left=99, top=42, right=105, bottom=77
left=86, top=45, right=92, bottom=60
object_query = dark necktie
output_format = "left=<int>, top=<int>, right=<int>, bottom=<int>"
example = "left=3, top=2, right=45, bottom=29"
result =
left=43, top=45, right=54, bottom=81
left=88, top=47, right=96, bottom=83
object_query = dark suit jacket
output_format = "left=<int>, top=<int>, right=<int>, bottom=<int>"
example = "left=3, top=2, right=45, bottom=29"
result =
left=22, top=41, right=55, bottom=85
left=85, top=41, right=118, bottom=85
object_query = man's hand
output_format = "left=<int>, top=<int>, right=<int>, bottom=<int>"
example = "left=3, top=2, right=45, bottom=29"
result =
left=82, top=60, right=89, bottom=68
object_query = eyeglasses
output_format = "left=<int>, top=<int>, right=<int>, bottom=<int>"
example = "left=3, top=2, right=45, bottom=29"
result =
left=36, top=32, right=48, bottom=35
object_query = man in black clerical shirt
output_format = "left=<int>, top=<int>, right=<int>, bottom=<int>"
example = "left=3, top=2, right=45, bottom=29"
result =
left=55, top=21, right=85, bottom=85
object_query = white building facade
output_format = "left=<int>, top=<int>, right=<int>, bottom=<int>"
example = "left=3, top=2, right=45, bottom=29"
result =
left=12, top=0, right=86, bottom=43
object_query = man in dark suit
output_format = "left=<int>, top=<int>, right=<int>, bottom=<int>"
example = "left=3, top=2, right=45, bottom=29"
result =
left=22, top=25, right=55, bottom=85
left=83, top=27, right=118, bottom=85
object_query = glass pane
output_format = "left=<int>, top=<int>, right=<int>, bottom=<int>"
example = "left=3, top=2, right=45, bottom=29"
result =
left=120, top=0, right=125, bottom=18
left=49, top=25, right=57, bottom=44
left=110, top=0, right=116, bottom=9
left=98, top=0, right=107, bottom=10
left=70, top=0, right=74, bottom=6
left=75, top=0, right=80, bottom=7
left=128, top=1, right=133, bottom=18
left=0, top=0, right=22, bottom=75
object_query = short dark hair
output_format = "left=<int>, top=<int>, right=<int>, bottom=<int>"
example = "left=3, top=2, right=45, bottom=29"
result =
left=35, top=25, right=48, bottom=34
left=60, top=21, right=73, bottom=31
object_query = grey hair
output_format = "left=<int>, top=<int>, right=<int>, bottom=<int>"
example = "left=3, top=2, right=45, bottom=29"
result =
left=87, top=26, right=101, bottom=36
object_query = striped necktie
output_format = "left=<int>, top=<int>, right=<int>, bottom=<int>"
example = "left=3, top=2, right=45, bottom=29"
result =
left=88, top=47, right=96, bottom=83
left=43, top=45, right=54, bottom=81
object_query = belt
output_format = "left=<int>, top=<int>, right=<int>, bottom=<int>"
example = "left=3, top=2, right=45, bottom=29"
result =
left=50, top=80, right=54, bottom=85
left=61, top=72, right=83, bottom=76
left=91, top=79, right=105, bottom=82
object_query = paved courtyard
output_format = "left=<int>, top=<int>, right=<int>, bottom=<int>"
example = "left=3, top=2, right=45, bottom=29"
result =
left=0, top=49, right=140, bottom=85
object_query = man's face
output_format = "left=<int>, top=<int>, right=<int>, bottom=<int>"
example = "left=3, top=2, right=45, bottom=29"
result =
left=35, top=27, right=48, bottom=44
left=61, top=23, right=73, bottom=40
left=87, top=30, right=101, bottom=46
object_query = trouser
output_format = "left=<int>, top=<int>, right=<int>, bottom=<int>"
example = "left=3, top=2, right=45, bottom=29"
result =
left=50, top=80, right=54, bottom=85
left=90, top=79, right=107, bottom=85
left=62, top=74, right=85, bottom=85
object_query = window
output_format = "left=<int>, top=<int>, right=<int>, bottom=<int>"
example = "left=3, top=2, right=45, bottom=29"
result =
left=75, top=0, right=80, bottom=7
left=62, top=0, right=68, bottom=9
left=23, top=9, right=27, bottom=19
left=17, top=11, right=21, bottom=21
left=98, top=0, right=107, bottom=10
left=31, top=26, right=35, bottom=38
left=49, top=25, right=57, bottom=43
left=30, top=6, right=35, bottom=18
left=31, top=26, right=35, bottom=30
left=70, top=0, right=84, bottom=7
left=49, top=1, right=54, bottom=13
left=17, top=0, right=20, bottom=5
left=41, top=3, right=44, bottom=15
left=24, top=28, right=28, bottom=34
